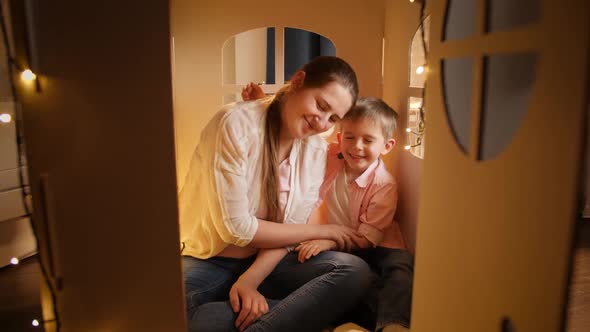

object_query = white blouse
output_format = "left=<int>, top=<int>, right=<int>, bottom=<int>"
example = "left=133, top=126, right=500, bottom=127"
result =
left=178, top=97, right=327, bottom=259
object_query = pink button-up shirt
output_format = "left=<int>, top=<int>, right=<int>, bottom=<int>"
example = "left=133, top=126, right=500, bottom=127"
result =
left=319, top=143, right=407, bottom=249
left=278, top=158, right=291, bottom=217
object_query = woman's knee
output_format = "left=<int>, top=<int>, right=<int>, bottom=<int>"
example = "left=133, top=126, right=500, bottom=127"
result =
left=317, top=251, right=372, bottom=286
left=182, top=256, right=236, bottom=312
left=187, top=301, right=238, bottom=332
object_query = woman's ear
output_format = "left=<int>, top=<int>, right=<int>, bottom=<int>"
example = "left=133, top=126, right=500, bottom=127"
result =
left=381, top=138, right=396, bottom=155
left=290, top=71, right=306, bottom=90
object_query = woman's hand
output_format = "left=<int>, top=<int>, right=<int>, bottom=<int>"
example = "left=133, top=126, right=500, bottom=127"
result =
left=295, top=239, right=337, bottom=263
left=229, top=275, right=269, bottom=332
left=320, top=224, right=365, bottom=252
left=241, top=82, right=266, bottom=101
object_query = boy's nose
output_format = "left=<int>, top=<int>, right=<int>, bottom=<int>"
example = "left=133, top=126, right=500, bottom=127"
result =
left=354, top=139, right=363, bottom=150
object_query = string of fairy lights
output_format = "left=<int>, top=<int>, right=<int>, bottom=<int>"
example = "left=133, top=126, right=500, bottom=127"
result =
left=404, top=0, right=428, bottom=153
left=0, top=1, right=60, bottom=330
left=0, top=70, right=36, bottom=123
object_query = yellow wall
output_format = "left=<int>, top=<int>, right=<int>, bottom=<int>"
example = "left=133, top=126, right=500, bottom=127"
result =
left=171, top=0, right=386, bottom=187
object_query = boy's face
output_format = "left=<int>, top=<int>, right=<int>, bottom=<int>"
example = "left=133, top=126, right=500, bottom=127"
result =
left=337, top=118, right=395, bottom=176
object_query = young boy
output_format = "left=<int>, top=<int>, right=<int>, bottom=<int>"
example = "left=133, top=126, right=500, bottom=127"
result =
left=238, top=86, right=412, bottom=332
left=298, top=97, right=414, bottom=332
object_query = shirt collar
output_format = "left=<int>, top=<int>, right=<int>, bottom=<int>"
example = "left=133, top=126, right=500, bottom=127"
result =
left=352, top=159, right=380, bottom=188
left=286, top=141, right=300, bottom=166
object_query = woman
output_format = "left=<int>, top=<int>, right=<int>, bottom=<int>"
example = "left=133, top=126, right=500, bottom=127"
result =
left=180, top=56, right=371, bottom=331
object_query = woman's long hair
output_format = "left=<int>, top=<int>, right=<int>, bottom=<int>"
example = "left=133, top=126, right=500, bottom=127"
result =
left=262, top=89, right=286, bottom=222
left=262, top=56, right=359, bottom=222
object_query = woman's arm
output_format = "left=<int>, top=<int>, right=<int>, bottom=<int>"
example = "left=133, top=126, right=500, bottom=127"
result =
left=209, top=103, right=362, bottom=251
left=248, top=220, right=364, bottom=252
left=294, top=234, right=372, bottom=263
left=229, top=248, right=288, bottom=331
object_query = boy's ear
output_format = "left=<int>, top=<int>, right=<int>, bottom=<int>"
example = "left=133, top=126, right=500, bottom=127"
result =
left=336, top=132, right=342, bottom=144
left=290, top=71, right=306, bottom=90
left=381, top=138, right=396, bottom=156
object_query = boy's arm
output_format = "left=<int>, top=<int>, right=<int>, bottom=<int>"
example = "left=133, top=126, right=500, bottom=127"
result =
left=296, top=183, right=397, bottom=253
left=307, top=202, right=368, bottom=251
left=349, top=234, right=374, bottom=249
left=229, top=248, right=288, bottom=331
left=357, top=183, right=398, bottom=247
left=295, top=233, right=369, bottom=263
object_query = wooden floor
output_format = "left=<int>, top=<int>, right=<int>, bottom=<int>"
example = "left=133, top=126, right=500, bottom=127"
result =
left=1, top=221, right=589, bottom=332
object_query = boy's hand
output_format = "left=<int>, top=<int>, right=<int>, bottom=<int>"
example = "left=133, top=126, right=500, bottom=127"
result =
left=295, top=239, right=337, bottom=263
left=320, top=224, right=365, bottom=252
left=241, top=82, right=266, bottom=101
left=229, top=276, right=269, bottom=331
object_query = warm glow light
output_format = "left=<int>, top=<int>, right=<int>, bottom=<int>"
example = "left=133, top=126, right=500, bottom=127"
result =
left=21, top=69, right=36, bottom=81
left=416, top=66, right=425, bottom=75
left=409, top=102, right=422, bottom=109
left=10, top=257, right=19, bottom=265
left=406, top=128, right=411, bottom=133
left=0, top=113, right=11, bottom=123
left=409, top=0, right=415, bottom=2
left=404, top=145, right=411, bottom=150
left=32, top=319, right=40, bottom=327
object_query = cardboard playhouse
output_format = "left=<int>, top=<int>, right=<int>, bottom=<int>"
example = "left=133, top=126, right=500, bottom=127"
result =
left=8, top=0, right=589, bottom=331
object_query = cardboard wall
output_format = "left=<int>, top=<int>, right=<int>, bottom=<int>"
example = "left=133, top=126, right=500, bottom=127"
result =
left=15, top=1, right=185, bottom=331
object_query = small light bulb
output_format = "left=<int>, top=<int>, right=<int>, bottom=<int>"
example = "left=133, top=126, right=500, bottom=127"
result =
left=32, top=319, right=40, bottom=327
left=21, top=69, right=36, bottom=81
left=404, top=145, right=411, bottom=150
left=406, top=128, right=411, bottom=133
left=410, top=0, right=415, bottom=2
left=416, top=66, right=425, bottom=75
left=11, top=257, right=19, bottom=265
left=0, top=113, right=11, bottom=123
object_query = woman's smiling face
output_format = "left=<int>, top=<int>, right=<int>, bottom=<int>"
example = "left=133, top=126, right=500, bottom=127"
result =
left=280, top=71, right=353, bottom=140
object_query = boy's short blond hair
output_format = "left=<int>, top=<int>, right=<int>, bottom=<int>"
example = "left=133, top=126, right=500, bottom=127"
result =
left=341, top=97, right=398, bottom=140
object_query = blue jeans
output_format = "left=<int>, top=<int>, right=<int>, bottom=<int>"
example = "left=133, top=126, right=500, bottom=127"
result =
left=183, top=251, right=372, bottom=332
left=341, top=248, right=414, bottom=331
